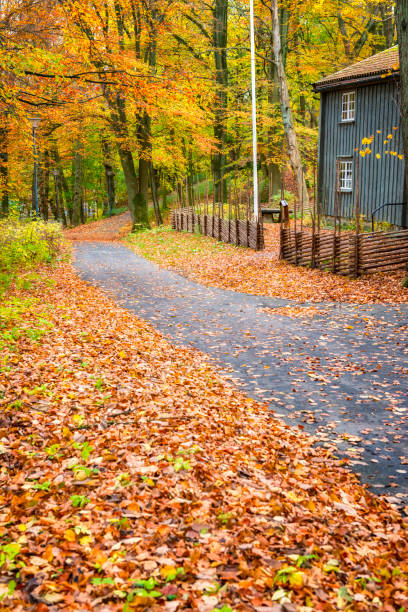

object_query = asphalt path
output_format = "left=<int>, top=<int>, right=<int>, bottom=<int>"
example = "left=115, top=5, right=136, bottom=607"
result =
left=73, top=241, right=408, bottom=505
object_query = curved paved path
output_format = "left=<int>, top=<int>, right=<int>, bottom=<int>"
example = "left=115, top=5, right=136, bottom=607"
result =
left=73, top=242, right=408, bottom=505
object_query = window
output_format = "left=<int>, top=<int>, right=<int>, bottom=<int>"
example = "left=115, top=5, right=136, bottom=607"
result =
left=339, top=159, right=353, bottom=192
left=341, top=91, right=355, bottom=122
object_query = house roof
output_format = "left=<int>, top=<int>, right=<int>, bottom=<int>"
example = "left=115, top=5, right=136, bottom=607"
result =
left=314, top=47, right=400, bottom=91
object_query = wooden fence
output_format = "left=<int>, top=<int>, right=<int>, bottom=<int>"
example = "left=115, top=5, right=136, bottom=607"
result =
left=171, top=209, right=264, bottom=251
left=280, top=227, right=408, bottom=276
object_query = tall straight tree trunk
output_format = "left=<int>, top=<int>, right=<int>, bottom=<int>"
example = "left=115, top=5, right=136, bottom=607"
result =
left=72, top=145, right=82, bottom=226
left=0, top=122, right=9, bottom=217
left=39, top=149, right=50, bottom=221
left=380, top=2, right=395, bottom=48
left=271, top=0, right=309, bottom=211
left=51, top=146, right=69, bottom=226
left=267, top=62, right=281, bottom=201
left=267, top=9, right=288, bottom=201
left=212, top=0, right=228, bottom=205
left=149, top=162, right=163, bottom=225
left=396, top=1, right=408, bottom=211
left=102, top=137, right=115, bottom=215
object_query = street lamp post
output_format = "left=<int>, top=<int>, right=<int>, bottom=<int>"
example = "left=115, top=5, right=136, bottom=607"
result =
left=53, top=169, right=60, bottom=220
left=29, top=117, right=41, bottom=218
left=249, top=0, right=258, bottom=221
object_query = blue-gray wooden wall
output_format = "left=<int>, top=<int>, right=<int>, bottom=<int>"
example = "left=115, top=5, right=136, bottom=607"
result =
left=318, top=79, right=406, bottom=227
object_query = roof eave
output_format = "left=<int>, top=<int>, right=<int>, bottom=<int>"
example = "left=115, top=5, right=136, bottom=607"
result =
left=313, top=71, right=400, bottom=93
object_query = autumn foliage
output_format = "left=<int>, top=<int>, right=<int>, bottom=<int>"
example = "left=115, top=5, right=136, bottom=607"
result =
left=1, top=256, right=407, bottom=610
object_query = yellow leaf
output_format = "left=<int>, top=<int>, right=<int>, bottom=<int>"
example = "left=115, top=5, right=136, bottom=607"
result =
left=160, top=565, right=177, bottom=580
left=18, top=523, right=27, bottom=532
left=74, top=470, right=88, bottom=481
left=64, top=529, right=76, bottom=542
left=43, top=593, right=65, bottom=604
left=398, top=155, right=404, bottom=160
left=119, top=350, right=127, bottom=359
left=80, top=535, right=93, bottom=546
left=388, top=134, right=393, bottom=139
left=289, top=571, right=303, bottom=587
left=286, top=491, right=303, bottom=503
left=376, top=154, right=381, bottom=159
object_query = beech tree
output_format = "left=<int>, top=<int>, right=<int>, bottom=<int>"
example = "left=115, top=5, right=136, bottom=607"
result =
left=271, top=0, right=309, bottom=210
left=396, top=0, right=408, bottom=200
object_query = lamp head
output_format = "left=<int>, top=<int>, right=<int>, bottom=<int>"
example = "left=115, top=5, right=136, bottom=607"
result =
left=28, top=116, right=42, bottom=129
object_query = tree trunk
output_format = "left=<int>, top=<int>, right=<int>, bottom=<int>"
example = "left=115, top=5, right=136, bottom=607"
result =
left=212, top=0, right=228, bottom=205
left=139, top=156, right=149, bottom=209
left=51, top=147, right=69, bottom=226
left=39, top=149, right=50, bottom=221
left=380, top=2, right=395, bottom=48
left=107, top=93, right=149, bottom=227
left=150, top=162, right=163, bottom=225
left=102, top=137, right=116, bottom=215
left=271, top=0, right=309, bottom=211
left=0, top=122, right=9, bottom=217
left=72, top=145, right=82, bottom=226
left=396, top=1, right=408, bottom=214
left=266, top=9, right=288, bottom=201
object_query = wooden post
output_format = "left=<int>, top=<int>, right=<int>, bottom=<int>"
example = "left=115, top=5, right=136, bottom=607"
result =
left=228, top=182, right=232, bottom=242
left=300, top=166, right=304, bottom=233
left=293, top=171, right=298, bottom=261
left=332, top=160, right=339, bottom=273
left=354, top=155, right=360, bottom=277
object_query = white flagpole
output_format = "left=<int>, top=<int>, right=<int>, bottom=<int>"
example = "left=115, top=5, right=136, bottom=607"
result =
left=249, top=0, right=258, bottom=221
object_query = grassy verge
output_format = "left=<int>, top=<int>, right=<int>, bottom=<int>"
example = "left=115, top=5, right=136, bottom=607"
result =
left=0, top=256, right=406, bottom=609
left=126, top=225, right=408, bottom=304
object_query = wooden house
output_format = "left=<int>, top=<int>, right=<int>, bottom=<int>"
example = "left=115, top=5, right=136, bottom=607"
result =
left=314, top=47, right=407, bottom=228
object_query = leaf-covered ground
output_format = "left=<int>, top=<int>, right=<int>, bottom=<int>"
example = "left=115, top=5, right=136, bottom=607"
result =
left=1, top=262, right=407, bottom=611
left=65, top=212, right=132, bottom=242
left=127, top=225, right=408, bottom=304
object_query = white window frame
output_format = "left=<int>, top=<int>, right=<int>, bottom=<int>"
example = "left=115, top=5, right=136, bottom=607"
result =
left=338, top=158, right=353, bottom=192
left=341, top=91, right=355, bottom=122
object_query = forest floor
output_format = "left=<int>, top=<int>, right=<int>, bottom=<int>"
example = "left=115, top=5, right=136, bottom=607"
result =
left=126, top=225, right=408, bottom=305
left=64, top=213, right=408, bottom=305
left=1, top=258, right=408, bottom=611
left=65, top=212, right=132, bottom=242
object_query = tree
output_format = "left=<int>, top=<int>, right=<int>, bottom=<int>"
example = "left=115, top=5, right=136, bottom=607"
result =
left=396, top=0, right=408, bottom=200
left=270, top=0, right=309, bottom=210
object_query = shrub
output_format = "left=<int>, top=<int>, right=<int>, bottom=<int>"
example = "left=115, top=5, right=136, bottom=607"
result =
left=0, top=218, right=63, bottom=293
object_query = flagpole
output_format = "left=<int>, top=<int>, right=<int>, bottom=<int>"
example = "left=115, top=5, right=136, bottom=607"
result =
left=249, top=0, right=258, bottom=221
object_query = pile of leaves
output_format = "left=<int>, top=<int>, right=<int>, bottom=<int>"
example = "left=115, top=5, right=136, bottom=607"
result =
left=127, top=225, right=408, bottom=304
left=0, top=262, right=407, bottom=611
